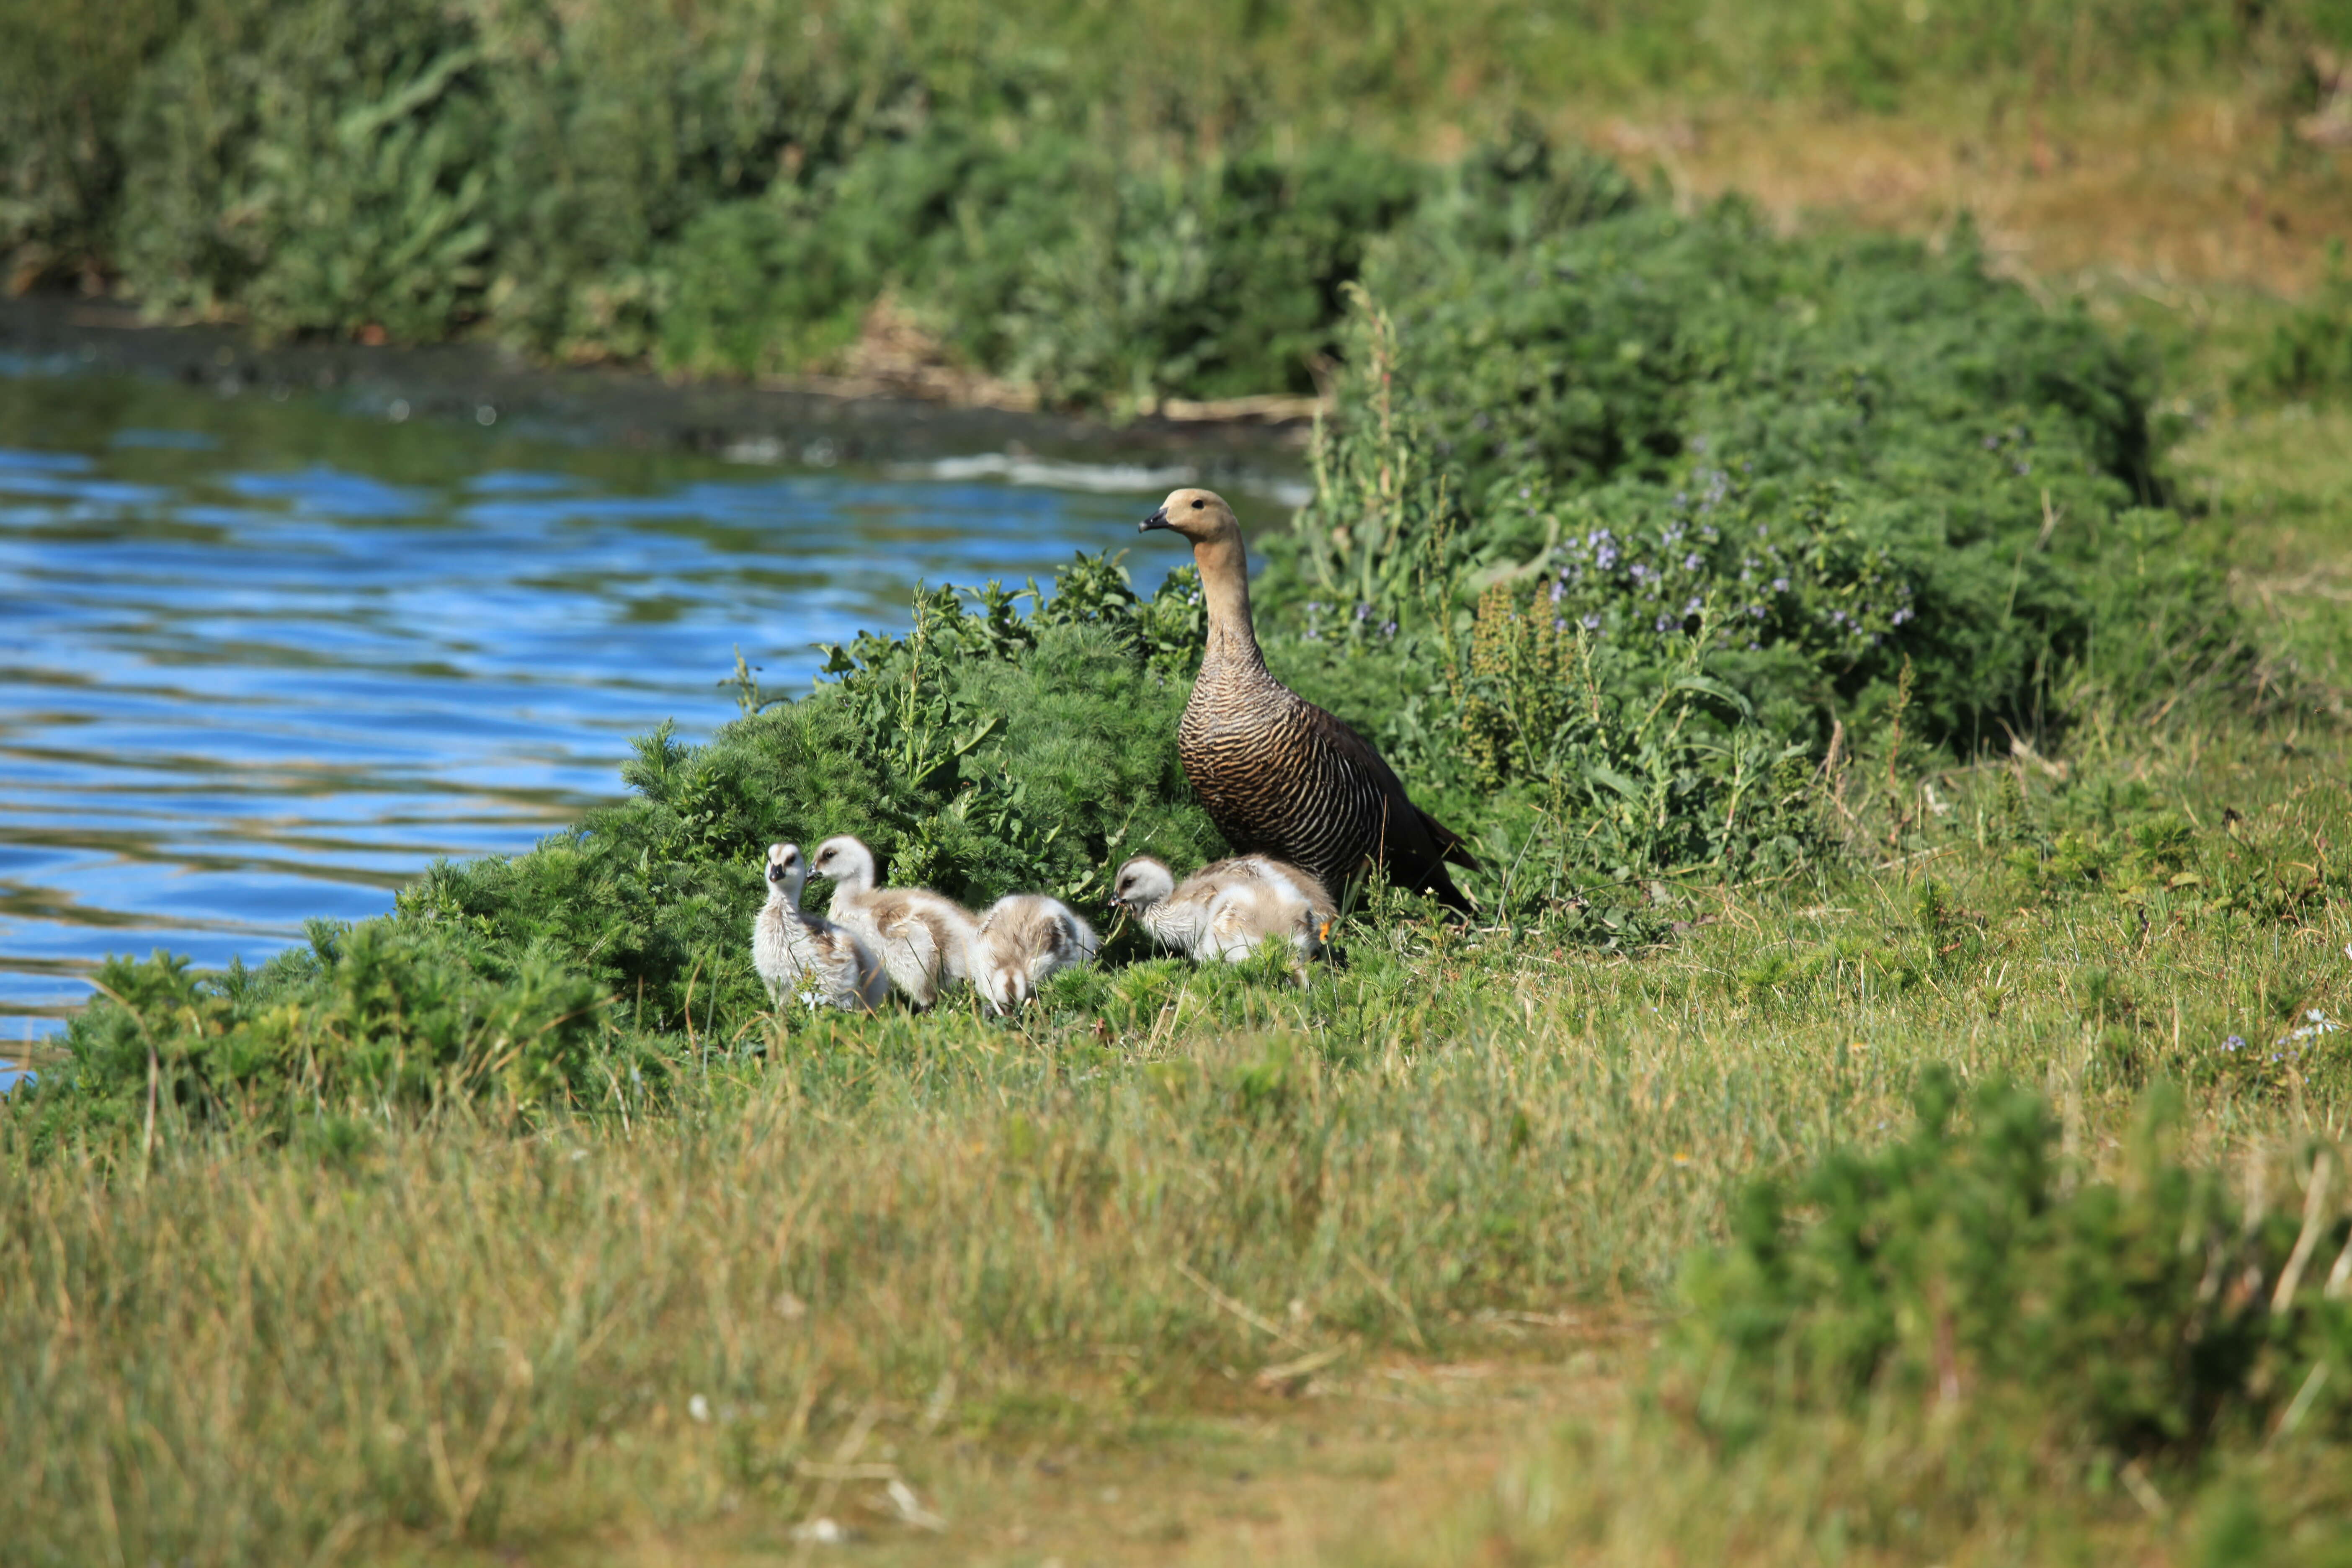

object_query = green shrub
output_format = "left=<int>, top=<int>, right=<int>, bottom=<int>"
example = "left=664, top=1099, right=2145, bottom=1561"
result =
left=399, top=568, right=1221, bottom=1032
left=116, top=0, right=495, bottom=336
left=0, top=0, right=190, bottom=287
left=1672, top=1072, right=2351, bottom=1465
left=18, top=921, right=611, bottom=1147
left=1291, top=206, right=2250, bottom=758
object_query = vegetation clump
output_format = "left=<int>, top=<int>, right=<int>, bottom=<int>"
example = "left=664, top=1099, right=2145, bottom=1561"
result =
left=1675, top=1071, right=2349, bottom=1464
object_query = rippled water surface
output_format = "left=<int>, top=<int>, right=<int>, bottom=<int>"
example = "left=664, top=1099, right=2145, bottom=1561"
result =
left=0, top=369, right=1271, bottom=1047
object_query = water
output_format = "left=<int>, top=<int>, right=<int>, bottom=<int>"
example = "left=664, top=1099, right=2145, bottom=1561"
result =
left=0, top=367, right=1289, bottom=1054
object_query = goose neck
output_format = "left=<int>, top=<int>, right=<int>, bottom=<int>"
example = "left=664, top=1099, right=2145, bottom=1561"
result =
left=1195, top=534, right=1263, bottom=670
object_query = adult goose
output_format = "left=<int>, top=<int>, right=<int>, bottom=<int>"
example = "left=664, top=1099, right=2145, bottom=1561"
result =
left=1140, top=487, right=1478, bottom=914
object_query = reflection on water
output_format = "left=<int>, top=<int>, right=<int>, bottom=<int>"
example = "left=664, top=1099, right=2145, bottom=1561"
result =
left=0, top=371, right=1282, bottom=1036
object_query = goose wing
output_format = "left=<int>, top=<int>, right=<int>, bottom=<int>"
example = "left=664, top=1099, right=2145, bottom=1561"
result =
left=1296, top=700, right=1482, bottom=879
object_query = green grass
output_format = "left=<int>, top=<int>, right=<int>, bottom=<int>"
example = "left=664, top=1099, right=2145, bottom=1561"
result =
left=6, top=709, right=2350, bottom=1563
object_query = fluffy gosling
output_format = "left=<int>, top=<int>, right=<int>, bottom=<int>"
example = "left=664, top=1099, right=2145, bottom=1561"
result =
left=1110, top=854, right=1336, bottom=977
left=753, top=842, right=887, bottom=1011
left=970, top=893, right=1099, bottom=1014
left=810, top=834, right=980, bottom=1008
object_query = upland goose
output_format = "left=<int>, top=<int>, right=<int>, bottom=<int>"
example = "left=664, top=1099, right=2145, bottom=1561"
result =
left=1140, top=487, right=1478, bottom=913
left=809, top=835, right=980, bottom=1008
left=753, top=843, right=888, bottom=1011
left=1112, top=853, right=1335, bottom=975
left=970, top=893, right=1099, bottom=1014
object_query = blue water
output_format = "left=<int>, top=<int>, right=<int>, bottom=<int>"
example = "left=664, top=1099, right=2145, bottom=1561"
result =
left=0, top=370, right=1284, bottom=1052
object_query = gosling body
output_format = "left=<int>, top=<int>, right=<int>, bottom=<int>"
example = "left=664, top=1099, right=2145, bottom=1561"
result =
left=810, top=835, right=979, bottom=1008
left=970, top=893, right=1099, bottom=1014
left=753, top=843, right=888, bottom=1011
left=1140, top=487, right=1477, bottom=913
left=1112, top=853, right=1335, bottom=974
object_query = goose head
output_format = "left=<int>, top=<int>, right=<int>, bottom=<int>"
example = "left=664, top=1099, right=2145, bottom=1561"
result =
left=1140, top=487, right=1240, bottom=548
left=764, top=843, right=807, bottom=904
left=810, top=834, right=878, bottom=894
left=1110, top=855, right=1176, bottom=914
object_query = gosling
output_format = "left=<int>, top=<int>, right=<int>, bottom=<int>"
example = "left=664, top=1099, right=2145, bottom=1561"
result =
left=970, top=893, right=1099, bottom=1014
left=753, top=842, right=888, bottom=1011
left=809, top=835, right=980, bottom=1009
left=1111, top=854, right=1336, bottom=977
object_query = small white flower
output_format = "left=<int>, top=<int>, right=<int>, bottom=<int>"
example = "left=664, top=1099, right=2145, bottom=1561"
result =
left=688, top=1394, right=712, bottom=1424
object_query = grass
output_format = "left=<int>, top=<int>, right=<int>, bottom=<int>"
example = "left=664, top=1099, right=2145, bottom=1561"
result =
left=6, top=701, right=2350, bottom=1563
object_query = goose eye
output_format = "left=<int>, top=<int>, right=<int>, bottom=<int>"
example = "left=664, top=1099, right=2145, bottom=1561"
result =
left=1190, top=498, right=1206, bottom=509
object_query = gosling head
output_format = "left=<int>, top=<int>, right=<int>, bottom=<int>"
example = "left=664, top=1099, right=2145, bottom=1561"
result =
left=810, top=835, right=877, bottom=893
left=1110, top=855, right=1177, bottom=914
left=764, top=842, right=806, bottom=903
left=1139, top=487, right=1240, bottom=548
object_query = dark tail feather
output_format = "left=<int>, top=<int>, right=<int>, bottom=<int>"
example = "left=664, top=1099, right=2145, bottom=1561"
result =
left=1417, top=807, right=1482, bottom=873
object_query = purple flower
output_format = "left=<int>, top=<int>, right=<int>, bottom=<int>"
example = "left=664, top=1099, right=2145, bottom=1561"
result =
left=1771, top=577, right=1790, bottom=593
left=1356, top=602, right=1370, bottom=622
left=1683, top=552, right=1702, bottom=571
left=2223, top=1035, right=2246, bottom=1052
left=1550, top=580, right=1565, bottom=603
left=1683, top=596, right=1703, bottom=614
left=1582, top=613, right=1602, bottom=631
left=1382, top=620, right=1398, bottom=638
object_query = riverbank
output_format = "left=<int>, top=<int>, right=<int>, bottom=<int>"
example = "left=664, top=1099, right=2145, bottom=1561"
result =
left=6, top=0, right=2349, bottom=418
left=0, top=297, right=1315, bottom=487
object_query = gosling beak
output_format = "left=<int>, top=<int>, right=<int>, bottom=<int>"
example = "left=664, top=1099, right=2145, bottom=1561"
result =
left=1138, top=506, right=1171, bottom=533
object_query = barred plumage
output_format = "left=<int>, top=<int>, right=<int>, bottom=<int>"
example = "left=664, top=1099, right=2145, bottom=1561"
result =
left=1140, top=487, right=1478, bottom=914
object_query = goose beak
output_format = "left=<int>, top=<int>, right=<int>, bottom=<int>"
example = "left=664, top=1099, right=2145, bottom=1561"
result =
left=1138, top=507, right=1171, bottom=533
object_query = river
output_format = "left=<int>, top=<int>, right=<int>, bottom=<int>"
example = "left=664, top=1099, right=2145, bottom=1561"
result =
left=0, top=317, right=1303, bottom=1067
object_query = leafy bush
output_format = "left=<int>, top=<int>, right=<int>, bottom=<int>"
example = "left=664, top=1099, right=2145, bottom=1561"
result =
left=1672, top=1072, right=2352, bottom=1466
left=0, top=1, right=189, bottom=289
left=398, top=567, right=1221, bottom=1032
left=1289, top=204, right=2252, bottom=762
left=100, top=0, right=1611, bottom=400
left=116, top=0, right=495, bottom=336
left=17, top=921, right=611, bottom=1146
